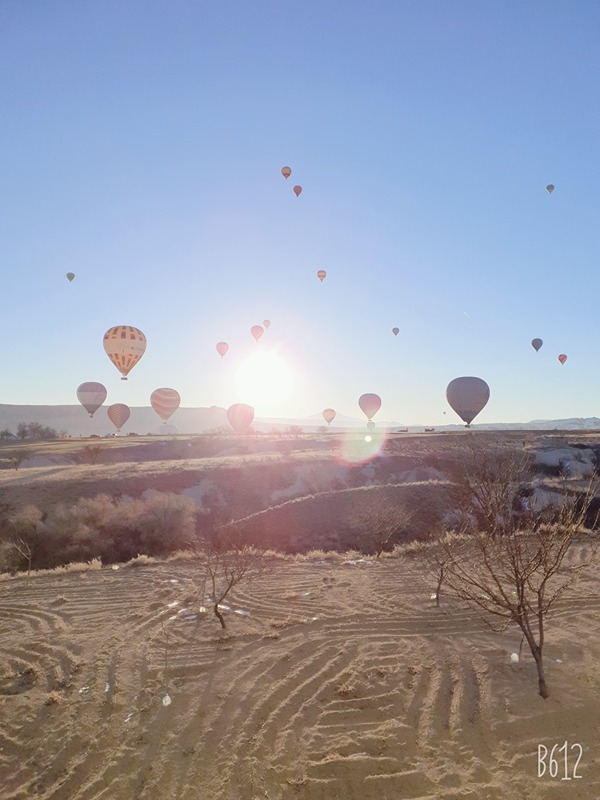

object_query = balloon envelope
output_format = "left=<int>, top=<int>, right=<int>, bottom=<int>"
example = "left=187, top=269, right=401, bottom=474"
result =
left=293, top=185, right=302, bottom=196
left=558, top=354, right=567, bottom=364
left=227, top=403, right=254, bottom=433
left=251, top=325, right=264, bottom=342
left=77, top=382, right=107, bottom=417
left=546, top=184, right=554, bottom=194
left=317, top=270, right=327, bottom=282
left=216, top=341, right=229, bottom=358
left=107, top=403, right=130, bottom=431
left=359, top=393, right=382, bottom=420
left=392, top=327, right=399, bottom=336
left=103, top=326, right=147, bottom=380
left=446, top=377, right=490, bottom=425
left=531, top=338, right=543, bottom=352
left=322, top=408, right=336, bottom=425
left=281, top=166, right=291, bottom=179
left=66, top=272, right=75, bottom=282
left=150, top=388, right=181, bottom=423
left=263, top=319, right=271, bottom=328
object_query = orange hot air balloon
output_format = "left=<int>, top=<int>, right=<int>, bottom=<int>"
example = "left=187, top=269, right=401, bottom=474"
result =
left=216, top=341, right=229, bottom=358
left=317, top=270, right=327, bottom=282
left=263, top=319, right=271, bottom=328
left=281, top=166, right=291, bottom=179
left=227, top=403, right=254, bottom=433
left=77, top=382, right=107, bottom=417
left=150, top=388, right=181, bottom=424
left=558, top=354, right=567, bottom=364
left=322, top=408, right=336, bottom=425
left=359, top=393, right=382, bottom=420
left=251, top=325, right=264, bottom=342
left=392, top=327, right=399, bottom=336
left=107, top=403, right=130, bottom=431
left=103, top=326, right=147, bottom=380
left=293, top=185, right=302, bottom=197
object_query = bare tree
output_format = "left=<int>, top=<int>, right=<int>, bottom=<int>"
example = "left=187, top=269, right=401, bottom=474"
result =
left=350, top=496, right=414, bottom=557
left=2, top=505, right=44, bottom=577
left=6, top=449, right=34, bottom=470
left=81, top=444, right=102, bottom=465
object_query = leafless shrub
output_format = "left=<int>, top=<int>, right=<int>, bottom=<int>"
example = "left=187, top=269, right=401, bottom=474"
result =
left=349, top=497, right=414, bottom=557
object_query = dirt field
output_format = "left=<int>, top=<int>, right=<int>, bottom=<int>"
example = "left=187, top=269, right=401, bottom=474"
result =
left=2, top=548, right=600, bottom=800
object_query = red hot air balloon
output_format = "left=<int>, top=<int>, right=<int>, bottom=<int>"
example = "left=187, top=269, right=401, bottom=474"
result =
left=216, top=342, right=229, bottom=358
left=317, top=270, right=327, bottom=282
left=150, top=388, right=181, bottom=424
left=293, top=185, right=302, bottom=197
left=281, top=166, right=291, bottom=179
left=107, top=403, right=130, bottom=431
left=77, top=382, right=107, bottom=417
left=322, top=408, right=336, bottom=425
left=251, top=325, right=264, bottom=342
left=359, top=393, right=382, bottom=420
left=227, top=403, right=254, bottom=433
left=558, top=354, right=567, bottom=364
left=263, top=319, right=271, bottom=329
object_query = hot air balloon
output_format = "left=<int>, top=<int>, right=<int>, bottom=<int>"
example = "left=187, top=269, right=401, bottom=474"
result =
left=103, top=326, right=147, bottom=380
left=546, top=184, right=555, bottom=194
left=263, top=319, right=271, bottom=329
left=76, top=382, right=107, bottom=417
left=107, top=403, right=130, bottom=431
left=293, top=185, right=302, bottom=197
left=281, top=166, right=291, bottom=179
left=216, top=342, right=229, bottom=358
left=446, top=377, right=490, bottom=427
left=531, top=338, right=543, bottom=352
left=66, top=272, right=75, bottom=282
left=322, top=408, right=336, bottom=425
left=359, top=393, right=382, bottom=420
left=392, top=327, right=399, bottom=336
left=558, top=354, right=567, bottom=364
left=251, top=325, right=264, bottom=342
left=367, top=420, right=375, bottom=433
left=150, top=388, right=181, bottom=424
left=227, top=403, right=254, bottom=433
left=317, top=270, right=327, bottom=282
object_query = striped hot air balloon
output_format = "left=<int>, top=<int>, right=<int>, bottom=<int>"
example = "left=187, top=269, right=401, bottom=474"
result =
left=107, top=403, right=130, bottom=431
left=150, top=388, right=181, bottom=424
left=77, top=382, right=107, bottom=417
left=103, top=326, right=147, bottom=380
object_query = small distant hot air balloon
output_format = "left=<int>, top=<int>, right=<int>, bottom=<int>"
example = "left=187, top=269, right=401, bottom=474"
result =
left=216, top=342, right=229, bottom=358
left=263, top=319, right=271, bottom=329
left=251, top=325, right=264, bottom=342
left=227, top=403, right=254, bottom=433
left=546, top=184, right=555, bottom=194
left=103, top=326, right=147, bottom=380
left=107, top=403, right=130, bottom=431
left=359, top=393, right=382, bottom=421
left=558, top=354, right=567, bottom=364
left=446, top=377, right=490, bottom=427
left=392, top=327, right=399, bottom=336
left=66, top=272, right=75, bottom=282
left=150, top=388, right=181, bottom=424
left=293, top=185, right=302, bottom=197
left=531, top=338, right=543, bottom=352
left=77, top=382, right=107, bottom=417
left=367, top=420, right=375, bottom=433
left=281, top=166, right=291, bottom=179
left=322, top=408, right=336, bottom=425
left=317, top=270, right=327, bottom=282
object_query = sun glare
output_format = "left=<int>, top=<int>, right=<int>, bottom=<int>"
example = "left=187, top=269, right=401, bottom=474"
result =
left=235, top=350, right=294, bottom=413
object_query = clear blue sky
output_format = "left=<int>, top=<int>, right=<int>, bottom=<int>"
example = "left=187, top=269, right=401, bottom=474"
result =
left=2, top=1, right=600, bottom=425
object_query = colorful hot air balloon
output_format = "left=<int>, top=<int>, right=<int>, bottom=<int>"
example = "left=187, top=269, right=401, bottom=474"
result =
left=392, top=327, right=399, bottom=336
left=103, top=326, right=147, bottom=380
left=227, top=403, right=254, bottom=433
left=150, top=388, right=181, bottom=424
left=251, top=325, right=264, bottom=342
left=76, top=382, right=107, bottom=417
left=293, top=185, right=302, bottom=197
left=107, top=403, right=130, bottom=431
left=281, top=166, right=291, bottom=179
left=263, top=319, right=271, bottom=329
left=66, top=272, right=75, bottom=282
left=317, top=270, right=327, bottom=282
left=531, top=338, right=543, bottom=352
left=322, top=408, right=336, bottom=425
left=359, top=393, right=382, bottom=420
left=546, top=184, right=555, bottom=194
left=446, top=377, right=490, bottom=427
left=216, top=342, right=229, bottom=358
left=558, top=354, right=567, bottom=364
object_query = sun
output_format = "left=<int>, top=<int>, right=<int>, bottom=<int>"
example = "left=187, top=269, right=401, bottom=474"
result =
left=235, top=350, right=294, bottom=413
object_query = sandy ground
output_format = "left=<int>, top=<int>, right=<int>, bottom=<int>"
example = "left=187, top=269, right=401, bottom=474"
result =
left=2, top=551, right=600, bottom=800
